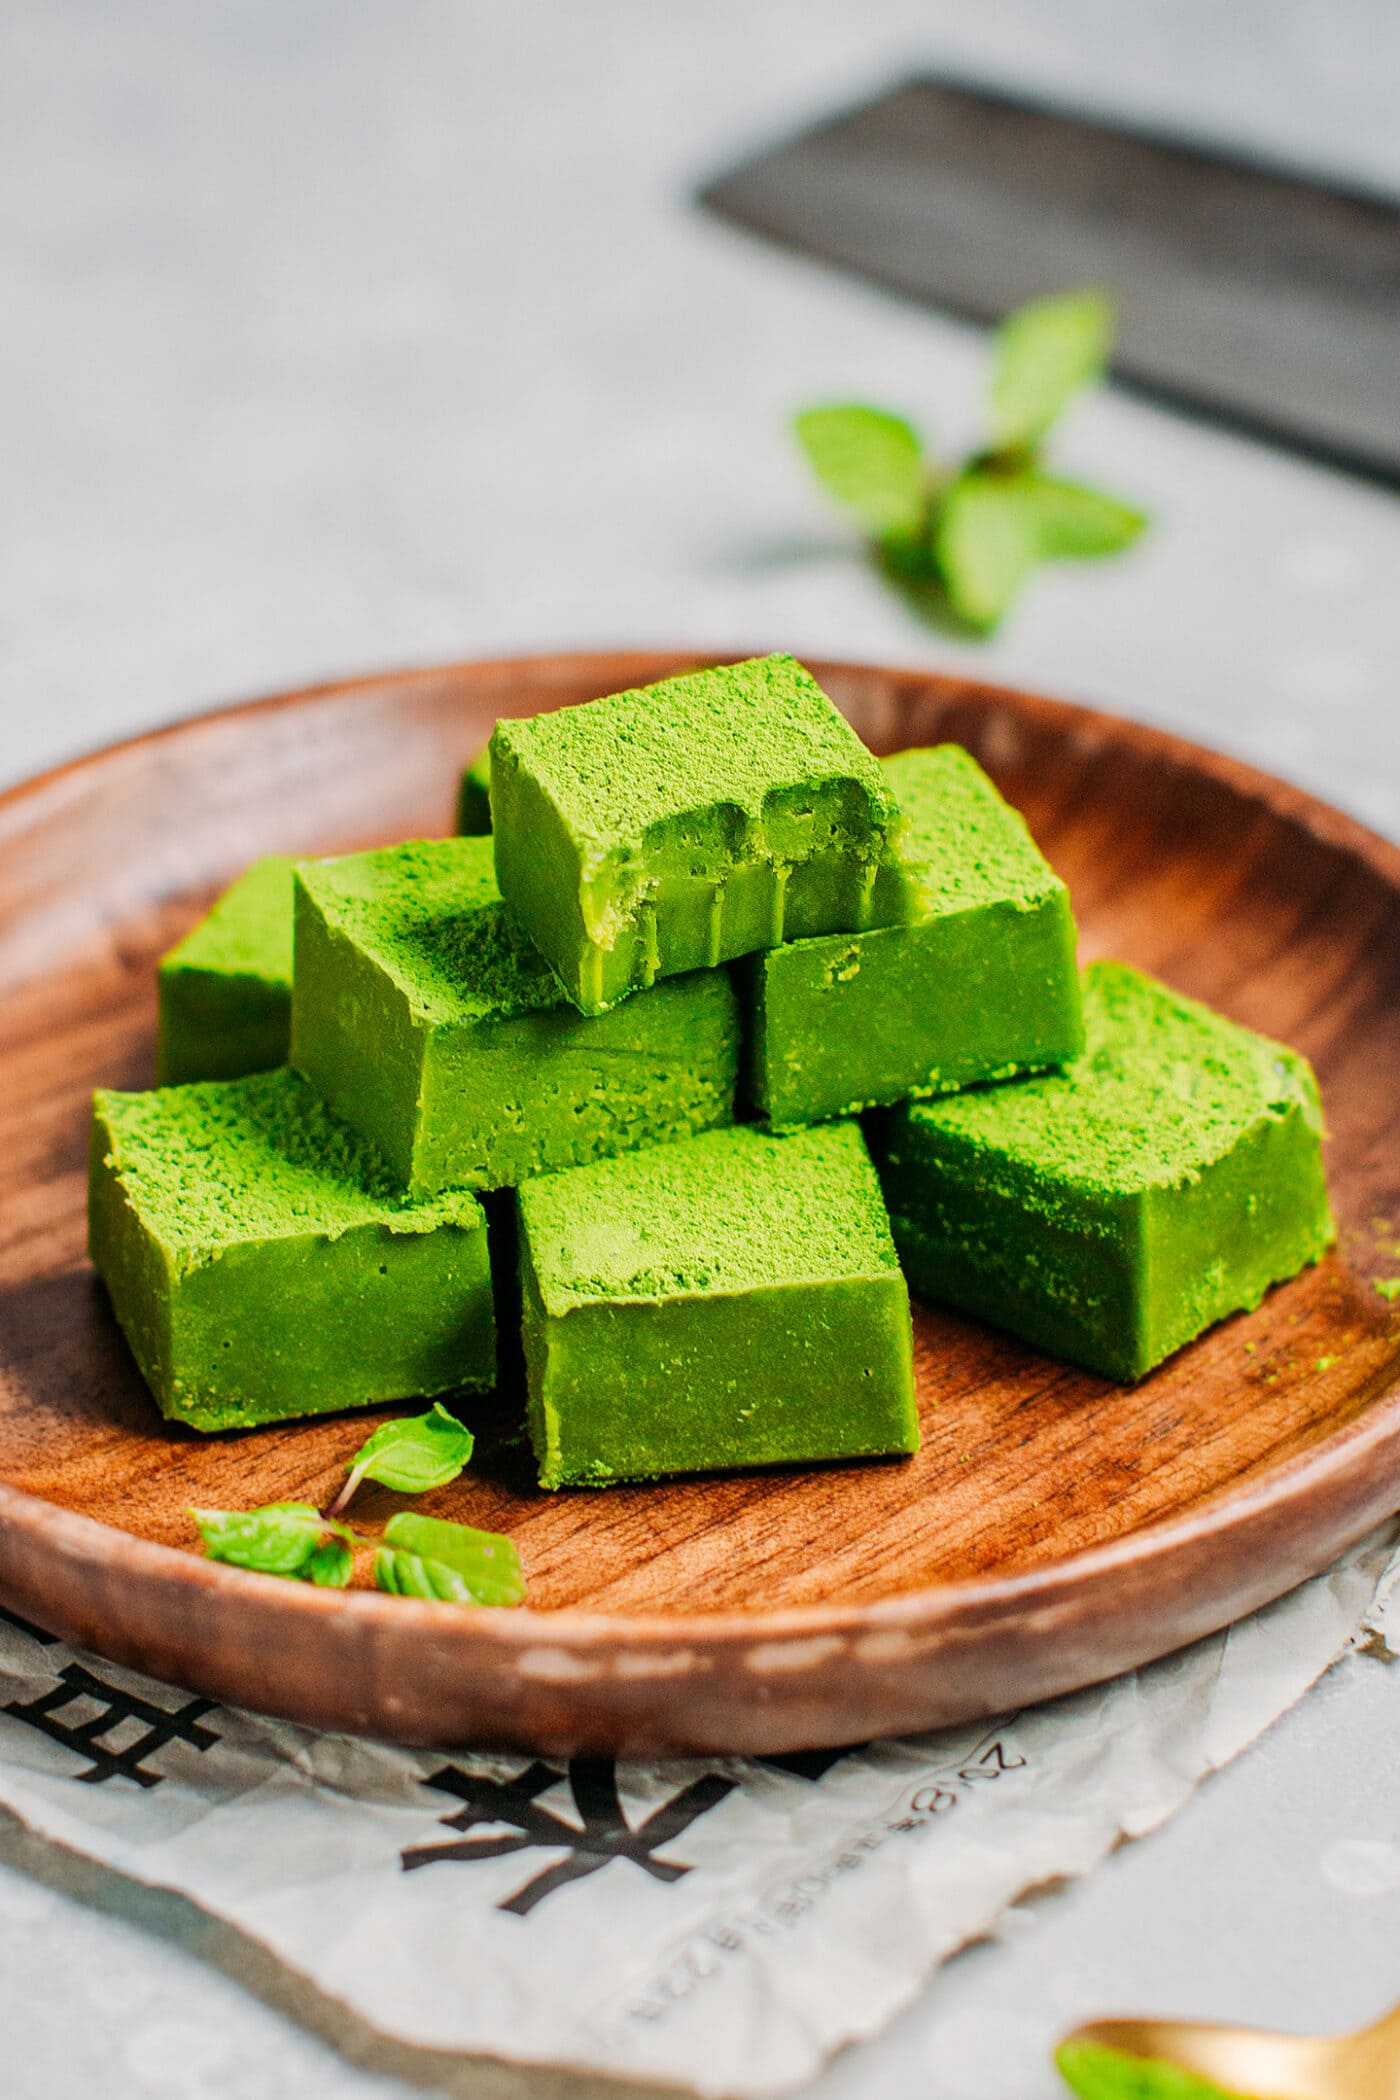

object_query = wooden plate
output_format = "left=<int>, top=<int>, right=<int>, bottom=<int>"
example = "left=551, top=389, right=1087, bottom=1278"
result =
left=2, top=652, right=1398, bottom=1756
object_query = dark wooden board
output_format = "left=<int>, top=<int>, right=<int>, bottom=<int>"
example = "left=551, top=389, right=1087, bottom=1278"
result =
left=700, top=79, right=1400, bottom=485
left=1, top=652, right=1398, bottom=1754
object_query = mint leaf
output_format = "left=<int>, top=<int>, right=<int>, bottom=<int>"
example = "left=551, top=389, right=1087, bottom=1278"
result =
left=192, top=1503, right=354, bottom=1582
left=1056, top=2041, right=1254, bottom=2100
left=305, top=1536, right=354, bottom=1588
left=990, top=288, right=1115, bottom=450
left=339, top=1402, right=474, bottom=1508
left=793, top=404, right=926, bottom=538
left=932, top=473, right=1039, bottom=630
left=375, top=1547, right=483, bottom=1603
left=379, top=1511, right=526, bottom=1606
left=1014, top=472, right=1146, bottom=557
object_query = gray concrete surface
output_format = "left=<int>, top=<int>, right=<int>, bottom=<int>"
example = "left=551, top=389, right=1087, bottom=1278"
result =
left=2, top=4, right=1398, bottom=2095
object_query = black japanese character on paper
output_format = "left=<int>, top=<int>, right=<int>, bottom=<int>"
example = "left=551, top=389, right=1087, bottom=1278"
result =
left=402, top=1757, right=734, bottom=1915
left=758, top=1746, right=863, bottom=1782
left=0, top=1606, right=59, bottom=1646
left=3, top=1661, right=221, bottom=1786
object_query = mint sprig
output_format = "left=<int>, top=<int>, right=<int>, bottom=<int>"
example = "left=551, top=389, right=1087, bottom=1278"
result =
left=793, top=285, right=1144, bottom=632
left=189, top=1404, right=523, bottom=1607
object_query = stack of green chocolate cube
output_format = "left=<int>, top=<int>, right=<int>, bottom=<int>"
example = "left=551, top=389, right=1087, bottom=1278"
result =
left=91, top=654, right=1333, bottom=1478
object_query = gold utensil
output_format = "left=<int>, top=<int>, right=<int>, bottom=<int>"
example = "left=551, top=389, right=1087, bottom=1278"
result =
left=1058, top=2002, right=1400, bottom=2100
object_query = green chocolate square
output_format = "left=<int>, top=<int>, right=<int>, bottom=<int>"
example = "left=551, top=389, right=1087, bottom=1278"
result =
left=877, top=961, right=1334, bottom=1381
left=456, top=748, right=492, bottom=835
left=291, top=838, right=740, bottom=1197
left=518, top=1120, right=919, bottom=1488
left=489, top=654, right=931, bottom=1015
left=743, top=746, right=1083, bottom=1125
left=89, top=1068, right=494, bottom=1432
left=157, top=856, right=294, bottom=1084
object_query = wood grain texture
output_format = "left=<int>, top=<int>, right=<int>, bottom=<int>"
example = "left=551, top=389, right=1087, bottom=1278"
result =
left=0, top=652, right=1398, bottom=1754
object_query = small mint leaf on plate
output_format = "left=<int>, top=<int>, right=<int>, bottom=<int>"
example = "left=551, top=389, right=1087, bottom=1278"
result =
left=375, top=1547, right=482, bottom=1604
left=793, top=404, right=927, bottom=539
left=340, top=1402, right=474, bottom=1507
left=192, top=1502, right=354, bottom=1582
left=990, top=288, right=1115, bottom=450
left=376, top=1511, right=525, bottom=1607
left=305, top=1535, right=355, bottom=1588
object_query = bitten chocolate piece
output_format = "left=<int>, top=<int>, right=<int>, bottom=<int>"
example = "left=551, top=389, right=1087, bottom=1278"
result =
left=456, top=748, right=492, bottom=835
left=157, top=856, right=294, bottom=1084
left=744, top=746, right=1083, bottom=1126
left=292, top=838, right=739, bottom=1196
left=89, top=1069, right=494, bottom=1432
left=489, top=654, right=931, bottom=1015
left=877, top=962, right=1333, bottom=1381
left=518, top=1120, right=919, bottom=1488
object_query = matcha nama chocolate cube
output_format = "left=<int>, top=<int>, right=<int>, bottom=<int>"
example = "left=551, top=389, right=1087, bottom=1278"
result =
left=518, top=1120, right=919, bottom=1488
left=877, top=961, right=1334, bottom=1381
left=456, top=747, right=492, bottom=835
left=89, top=1068, right=494, bottom=1432
left=744, top=745, right=1083, bottom=1126
left=490, top=654, right=931, bottom=1015
left=291, top=837, right=739, bottom=1196
left=157, top=856, right=294, bottom=1084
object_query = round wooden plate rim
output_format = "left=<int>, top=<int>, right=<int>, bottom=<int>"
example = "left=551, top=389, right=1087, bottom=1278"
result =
left=8, top=646, right=1400, bottom=892
left=3, top=650, right=1397, bottom=1745
left=1, top=1353, right=1398, bottom=1649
